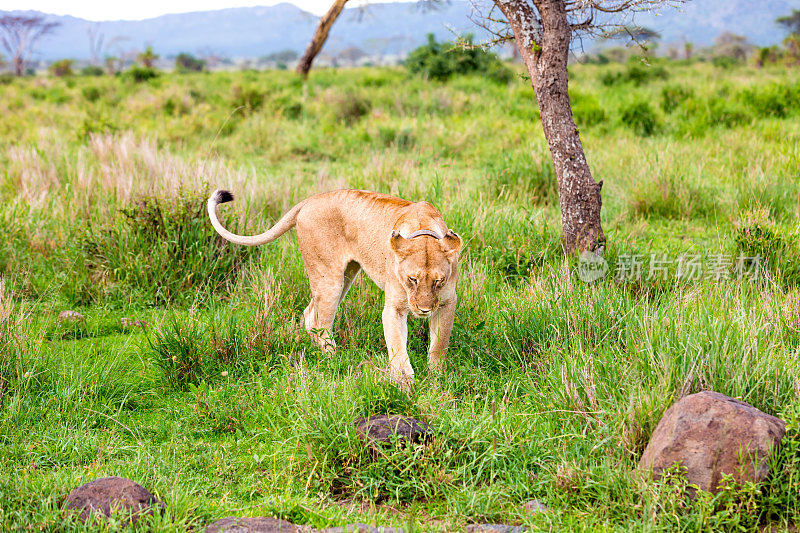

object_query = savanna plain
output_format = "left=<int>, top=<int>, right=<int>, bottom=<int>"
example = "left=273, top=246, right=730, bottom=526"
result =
left=1, top=58, right=800, bottom=531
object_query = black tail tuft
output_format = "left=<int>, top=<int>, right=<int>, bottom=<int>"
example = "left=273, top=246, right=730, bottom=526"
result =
left=214, top=189, right=234, bottom=204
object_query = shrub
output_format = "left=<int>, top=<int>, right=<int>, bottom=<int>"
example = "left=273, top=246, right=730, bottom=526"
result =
left=175, top=53, right=205, bottom=73
left=620, top=99, right=659, bottom=136
left=326, top=90, right=371, bottom=124
left=601, top=62, right=668, bottom=86
left=405, top=34, right=513, bottom=83
left=483, top=150, right=558, bottom=205
left=571, top=91, right=607, bottom=127
left=660, top=84, right=693, bottom=113
left=80, top=65, right=104, bottom=76
left=125, top=64, right=159, bottom=83
left=48, top=59, right=74, bottom=77
left=230, top=84, right=265, bottom=113
left=78, top=191, right=254, bottom=305
left=81, top=85, right=101, bottom=102
left=734, top=210, right=799, bottom=285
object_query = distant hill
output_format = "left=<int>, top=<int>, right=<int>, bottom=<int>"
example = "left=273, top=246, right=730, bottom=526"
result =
left=4, top=0, right=800, bottom=62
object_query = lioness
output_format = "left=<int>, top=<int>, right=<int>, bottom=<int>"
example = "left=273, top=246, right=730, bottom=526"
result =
left=207, top=189, right=462, bottom=386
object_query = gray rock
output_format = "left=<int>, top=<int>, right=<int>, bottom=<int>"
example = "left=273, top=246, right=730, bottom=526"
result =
left=354, top=415, right=431, bottom=447
left=466, top=525, right=527, bottom=533
left=205, top=516, right=300, bottom=532
left=319, top=524, right=403, bottom=533
left=522, top=499, right=548, bottom=513
left=63, top=476, right=160, bottom=525
left=58, top=310, right=85, bottom=324
left=639, top=391, right=787, bottom=493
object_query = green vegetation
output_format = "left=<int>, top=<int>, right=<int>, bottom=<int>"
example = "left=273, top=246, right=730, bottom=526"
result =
left=405, top=34, right=513, bottom=83
left=1, top=59, right=800, bottom=531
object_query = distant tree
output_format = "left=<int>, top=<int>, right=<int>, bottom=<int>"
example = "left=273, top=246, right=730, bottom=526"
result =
left=603, top=25, right=661, bottom=45
left=175, top=53, right=205, bottom=72
left=86, top=23, right=105, bottom=66
left=784, top=34, right=800, bottom=64
left=0, top=15, right=60, bottom=76
left=48, top=59, right=74, bottom=77
left=338, top=46, right=366, bottom=65
left=777, top=9, right=800, bottom=36
left=264, top=49, right=299, bottom=63
left=137, top=46, right=158, bottom=68
left=684, top=41, right=694, bottom=60
left=713, top=32, right=754, bottom=62
left=104, top=55, right=119, bottom=75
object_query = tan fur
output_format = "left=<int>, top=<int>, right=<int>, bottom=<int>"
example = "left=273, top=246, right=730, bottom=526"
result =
left=208, top=189, right=462, bottom=386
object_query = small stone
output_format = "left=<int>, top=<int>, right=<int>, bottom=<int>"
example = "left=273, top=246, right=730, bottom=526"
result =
left=522, top=499, right=548, bottom=513
left=466, top=525, right=527, bottom=533
left=58, top=310, right=85, bottom=324
left=354, top=415, right=431, bottom=447
left=639, top=391, right=787, bottom=493
left=63, top=476, right=161, bottom=525
left=205, top=517, right=301, bottom=532
left=221, top=371, right=229, bottom=377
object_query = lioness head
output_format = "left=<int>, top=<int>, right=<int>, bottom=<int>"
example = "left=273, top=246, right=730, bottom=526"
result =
left=389, top=230, right=462, bottom=317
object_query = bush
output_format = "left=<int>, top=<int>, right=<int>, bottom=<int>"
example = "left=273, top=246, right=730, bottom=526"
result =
left=483, top=149, right=558, bottom=205
left=80, top=65, right=104, bottom=76
left=734, top=210, right=800, bottom=285
left=149, top=315, right=265, bottom=390
left=77, top=191, right=253, bottom=305
left=620, top=99, right=659, bottom=136
left=660, top=84, right=694, bottom=113
left=571, top=91, right=607, bottom=127
left=230, top=84, right=264, bottom=113
left=125, top=64, right=159, bottom=83
left=175, top=53, right=205, bottom=73
left=81, top=85, right=102, bottom=102
left=405, top=34, right=513, bottom=83
left=48, top=59, right=74, bottom=77
left=601, top=62, right=668, bottom=86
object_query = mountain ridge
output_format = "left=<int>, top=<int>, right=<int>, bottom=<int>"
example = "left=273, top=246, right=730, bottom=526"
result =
left=3, top=0, right=799, bottom=62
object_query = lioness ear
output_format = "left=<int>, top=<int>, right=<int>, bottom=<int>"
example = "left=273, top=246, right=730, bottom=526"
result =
left=390, top=231, right=413, bottom=257
left=443, top=230, right=462, bottom=256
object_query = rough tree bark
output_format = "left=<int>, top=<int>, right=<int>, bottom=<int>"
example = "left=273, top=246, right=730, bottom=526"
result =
left=492, top=0, right=604, bottom=253
left=296, top=0, right=350, bottom=77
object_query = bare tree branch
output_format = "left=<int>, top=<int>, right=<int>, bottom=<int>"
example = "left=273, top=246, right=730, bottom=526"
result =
left=0, top=15, right=59, bottom=76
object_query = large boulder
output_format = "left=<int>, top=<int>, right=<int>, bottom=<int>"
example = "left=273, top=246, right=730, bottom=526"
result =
left=205, top=516, right=300, bottom=532
left=354, top=415, right=431, bottom=447
left=639, top=391, right=787, bottom=492
left=63, top=476, right=161, bottom=524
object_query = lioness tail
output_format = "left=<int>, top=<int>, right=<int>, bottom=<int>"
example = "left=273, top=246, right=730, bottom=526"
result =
left=207, top=189, right=304, bottom=246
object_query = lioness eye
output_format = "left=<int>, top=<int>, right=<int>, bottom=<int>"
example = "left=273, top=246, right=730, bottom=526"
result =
left=408, top=277, right=418, bottom=284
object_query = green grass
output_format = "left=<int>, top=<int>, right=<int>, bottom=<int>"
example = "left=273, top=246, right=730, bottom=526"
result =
left=1, top=59, right=800, bottom=531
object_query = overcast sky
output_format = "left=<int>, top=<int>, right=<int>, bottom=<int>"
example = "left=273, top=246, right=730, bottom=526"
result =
left=0, top=0, right=380, bottom=18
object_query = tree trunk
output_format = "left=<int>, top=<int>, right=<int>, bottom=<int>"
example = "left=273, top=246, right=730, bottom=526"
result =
left=14, top=55, right=23, bottom=76
left=296, top=0, right=349, bottom=77
left=493, top=0, right=605, bottom=254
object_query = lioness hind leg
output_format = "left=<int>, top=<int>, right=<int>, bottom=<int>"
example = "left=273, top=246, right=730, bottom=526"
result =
left=303, top=263, right=356, bottom=354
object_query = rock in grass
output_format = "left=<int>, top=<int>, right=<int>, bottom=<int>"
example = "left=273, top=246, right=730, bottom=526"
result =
left=58, top=310, right=85, bottom=324
left=354, top=415, right=431, bottom=447
left=639, top=391, right=786, bottom=493
left=320, top=524, right=404, bottom=532
left=465, top=525, right=527, bottom=533
left=522, top=499, right=548, bottom=514
left=205, top=516, right=300, bottom=532
left=63, top=476, right=161, bottom=525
